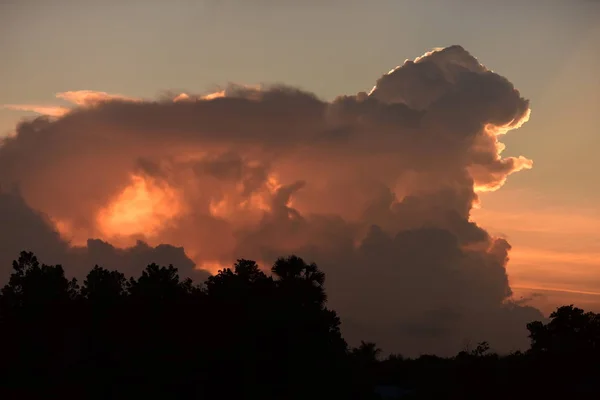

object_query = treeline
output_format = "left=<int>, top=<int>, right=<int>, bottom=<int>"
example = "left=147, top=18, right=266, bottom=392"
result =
left=0, top=251, right=599, bottom=399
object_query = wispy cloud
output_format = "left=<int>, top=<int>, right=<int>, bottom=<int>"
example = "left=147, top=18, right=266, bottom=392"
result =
left=473, top=206, right=600, bottom=236
left=2, top=90, right=139, bottom=117
left=55, top=90, right=140, bottom=106
left=512, top=285, right=600, bottom=297
left=510, top=247, right=600, bottom=267
left=2, top=87, right=252, bottom=117
left=3, top=104, right=70, bottom=117
left=472, top=190, right=600, bottom=308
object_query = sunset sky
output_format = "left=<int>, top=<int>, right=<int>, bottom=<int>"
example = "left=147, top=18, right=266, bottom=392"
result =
left=1, top=0, right=599, bottom=324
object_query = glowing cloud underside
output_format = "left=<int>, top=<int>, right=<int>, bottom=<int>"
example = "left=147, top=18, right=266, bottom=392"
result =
left=96, top=174, right=184, bottom=240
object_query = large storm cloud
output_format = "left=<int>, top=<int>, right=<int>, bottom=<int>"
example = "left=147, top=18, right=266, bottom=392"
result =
left=0, top=45, right=542, bottom=356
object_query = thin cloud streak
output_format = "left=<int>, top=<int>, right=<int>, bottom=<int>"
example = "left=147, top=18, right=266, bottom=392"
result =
left=3, top=85, right=263, bottom=117
left=55, top=90, right=140, bottom=106
left=474, top=207, right=600, bottom=236
left=513, top=285, right=600, bottom=297
left=3, top=104, right=70, bottom=117
left=510, top=248, right=600, bottom=267
left=473, top=199, right=600, bottom=304
left=2, top=90, right=139, bottom=117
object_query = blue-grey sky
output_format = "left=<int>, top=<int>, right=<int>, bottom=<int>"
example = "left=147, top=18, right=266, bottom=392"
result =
left=1, top=0, right=599, bottom=311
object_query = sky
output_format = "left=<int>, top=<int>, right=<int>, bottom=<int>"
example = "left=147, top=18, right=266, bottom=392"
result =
left=1, top=0, right=599, bottom=353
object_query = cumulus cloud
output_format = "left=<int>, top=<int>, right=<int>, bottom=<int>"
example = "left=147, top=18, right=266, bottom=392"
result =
left=0, top=45, right=541, bottom=355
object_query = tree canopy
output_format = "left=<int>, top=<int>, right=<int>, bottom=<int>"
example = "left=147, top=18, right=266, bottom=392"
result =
left=0, top=251, right=598, bottom=399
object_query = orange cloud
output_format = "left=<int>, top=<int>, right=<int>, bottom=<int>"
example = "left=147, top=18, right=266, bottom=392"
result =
left=0, top=45, right=542, bottom=356
left=3, top=86, right=262, bottom=117
left=3, top=104, right=70, bottom=117
left=473, top=203, right=600, bottom=237
left=56, top=90, right=140, bottom=106
left=96, top=174, right=185, bottom=244
left=510, top=247, right=600, bottom=267
left=2, top=90, right=139, bottom=117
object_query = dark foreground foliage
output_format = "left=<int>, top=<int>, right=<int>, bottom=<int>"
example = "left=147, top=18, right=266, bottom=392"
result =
left=0, top=251, right=599, bottom=399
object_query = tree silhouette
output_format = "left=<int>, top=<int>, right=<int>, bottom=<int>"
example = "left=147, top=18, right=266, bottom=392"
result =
left=127, top=263, right=197, bottom=301
left=272, top=255, right=327, bottom=307
left=527, top=305, right=600, bottom=356
left=1, top=251, right=78, bottom=309
left=82, top=265, right=127, bottom=303
left=0, top=251, right=80, bottom=397
left=351, top=341, right=382, bottom=363
left=1, top=251, right=600, bottom=399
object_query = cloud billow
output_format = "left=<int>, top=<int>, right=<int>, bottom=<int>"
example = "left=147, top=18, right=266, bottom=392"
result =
left=0, top=45, right=540, bottom=356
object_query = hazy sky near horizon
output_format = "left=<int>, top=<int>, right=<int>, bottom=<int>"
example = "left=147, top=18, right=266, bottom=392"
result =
left=1, top=0, right=599, bottom=313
